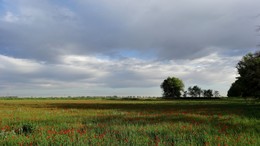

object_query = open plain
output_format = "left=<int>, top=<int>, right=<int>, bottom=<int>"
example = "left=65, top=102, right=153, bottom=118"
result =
left=0, top=98, right=259, bottom=146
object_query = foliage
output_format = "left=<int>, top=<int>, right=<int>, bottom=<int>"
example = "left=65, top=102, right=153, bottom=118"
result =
left=228, top=51, right=260, bottom=98
left=21, top=123, right=35, bottom=135
left=203, top=89, right=213, bottom=98
left=186, top=86, right=218, bottom=98
left=183, top=91, right=188, bottom=98
left=227, top=79, right=243, bottom=97
left=214, top=91, right=220, bottom=97
left=188, top=85, right=202, bottom=97
left=0, top=99, right=259, bottom=145
left=160, top=77, right=184, bottom=98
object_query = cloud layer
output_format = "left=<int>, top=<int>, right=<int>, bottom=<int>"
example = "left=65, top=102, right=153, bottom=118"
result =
left=0, top=53, right=240, bottom=96
left=0, top=0, right=259, bottom=96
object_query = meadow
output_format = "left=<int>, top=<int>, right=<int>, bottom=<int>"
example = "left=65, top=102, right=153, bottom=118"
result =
left=0, top=98, right=259, bottom=146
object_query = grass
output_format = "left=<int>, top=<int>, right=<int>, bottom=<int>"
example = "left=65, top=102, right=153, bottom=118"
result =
left=0, top=98, right=259, bottom=145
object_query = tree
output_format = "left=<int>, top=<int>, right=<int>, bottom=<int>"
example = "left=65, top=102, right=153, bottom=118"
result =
left=203, top=89, right=213, bottom=98
left=227, top=79, right=243, bottom=97
left=183, top=91, right=188, bottom=98
left=160, top=77, right=184, bottom=98
left=228, top=51, right=260, bottom=98
left=187, top=87, right=194, bottom=97
left=188, top=85, right=202, bottom=97
left=187, top=87, right=195, bottom=97
left=214, top=90, right=220, bottom=97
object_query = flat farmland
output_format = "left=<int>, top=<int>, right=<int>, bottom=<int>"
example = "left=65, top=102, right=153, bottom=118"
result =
left=0, top=98, right=259, bottom=146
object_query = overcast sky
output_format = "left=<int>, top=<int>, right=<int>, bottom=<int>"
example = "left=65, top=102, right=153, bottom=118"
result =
left=0, top=0, right=259, bottom=97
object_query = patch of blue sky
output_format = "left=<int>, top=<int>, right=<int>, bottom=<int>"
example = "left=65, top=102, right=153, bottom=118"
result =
left=0, top=47, right=13, bottom=56
left=0, top=0, right=7, bottom=16
left=119, top=49, right=139, bottom=58
left=0, top=0, right=19, bottom=16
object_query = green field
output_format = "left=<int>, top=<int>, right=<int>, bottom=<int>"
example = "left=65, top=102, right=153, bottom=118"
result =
left=0, top=98, right=259, bottom=146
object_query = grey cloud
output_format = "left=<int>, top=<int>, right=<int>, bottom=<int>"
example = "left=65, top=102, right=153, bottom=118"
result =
left=1, top=0, right=259, bottom=63
left=0, top=55, right=101, bottom=90
left=100, top=69, right=158, bottom=88
left=98, top=0, right=259, bottom=58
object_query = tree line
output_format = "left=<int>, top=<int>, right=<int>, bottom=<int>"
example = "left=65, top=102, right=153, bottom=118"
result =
left=160, top=77, right=220, bottom=98
left=185, top=85, right=219, bottom=98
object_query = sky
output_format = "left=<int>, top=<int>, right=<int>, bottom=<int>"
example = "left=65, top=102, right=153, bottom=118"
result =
left=0, top=0, right=259, bottom=97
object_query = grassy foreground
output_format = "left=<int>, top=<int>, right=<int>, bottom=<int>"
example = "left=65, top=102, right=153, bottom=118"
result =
left=0, top=98, right=259, bottom=146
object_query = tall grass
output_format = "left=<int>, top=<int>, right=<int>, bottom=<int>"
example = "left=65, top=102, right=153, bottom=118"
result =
left=0, top=98, right=259, bottom=145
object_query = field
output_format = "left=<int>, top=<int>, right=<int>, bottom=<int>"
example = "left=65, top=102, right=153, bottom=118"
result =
left=0, top=98, right=259, bottom=146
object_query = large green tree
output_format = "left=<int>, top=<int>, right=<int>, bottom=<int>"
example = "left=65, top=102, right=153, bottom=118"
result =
left=227, top=79, right=243, bottom=97
left=161, top=77, right=184, bottom=98
left=228, top=51, right=260, bottom=98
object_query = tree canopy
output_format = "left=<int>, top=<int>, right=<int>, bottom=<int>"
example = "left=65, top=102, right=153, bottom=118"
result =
left=188, top=85, right=202, bottom=97
left=227, top=79, right=243, bottom=97
left=160, top=77, right=184, bottom=98
left=203, top=89, right=213, bottom=98
left=228, top=51, right=260, bottom=98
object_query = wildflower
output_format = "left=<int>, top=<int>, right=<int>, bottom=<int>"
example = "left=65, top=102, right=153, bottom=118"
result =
left=204, top=142, right=209, bottom=146
left=154, top=135, right=160, bottom=146
left=181, top=126, right=187, bottom=129
left=124, top=138, right=128, bottom=143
